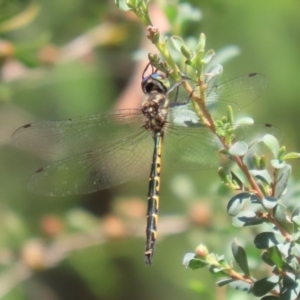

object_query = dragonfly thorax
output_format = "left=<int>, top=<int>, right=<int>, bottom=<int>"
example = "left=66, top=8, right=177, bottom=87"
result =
left=141, top=71, right=171, bottom=135
left=142, top=93, right=169, bottom=135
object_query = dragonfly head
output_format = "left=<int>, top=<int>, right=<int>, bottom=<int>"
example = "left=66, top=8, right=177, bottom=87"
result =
left=142, top=73, right=170, bottom=95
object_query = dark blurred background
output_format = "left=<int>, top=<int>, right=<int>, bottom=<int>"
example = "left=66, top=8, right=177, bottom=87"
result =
left=0, top=0, right=300, bottom=299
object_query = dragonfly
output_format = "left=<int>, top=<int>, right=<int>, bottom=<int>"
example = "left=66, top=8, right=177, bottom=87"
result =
left=12, top=64, right=279, bottom=265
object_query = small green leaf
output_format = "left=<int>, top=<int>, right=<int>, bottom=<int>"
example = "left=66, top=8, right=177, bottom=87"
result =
left=277, top=146, right=286, bottom=160
left=169, top=36, right=186, bottom=53
left=201, top=49, right=215, bottom=64
left=231, top=239, right=250, bottom=276
left=182, top=253, right=207, bottom=269
left=218, top=167, right=234, bottom=186
left=252, top=275, right=279, bottom=296
left=209, top=265, right=227, bottom=273
left=192, top=49, right=204, bottom=71
left=207, top=254, right=228, bottom=273
left=196, top=33, right=206, bottom=52
left=282, top=152, right=300, bottom=160
left=229, top=141, right=248, bottom=156
left=268, top=246, right=284, bottom=269
left=217, top=255, right=229, bottom=267
left=271, top=159, right=287, bottom=169
left=253, top=153, right=265, bottom=169
left=230, top=171, right=244, bottom=190
left=227, top=192, right=251, bottom=216
left=263, top=134, right=280, bottom=158
left=181, top=44, right=193, bottom=60
left=260, top=155, right=267, bottom=169
left=261, top=251, right=275, bottom=267
left=227, top=105, right=234, bottom=126
left=254, top=232, right=278, bottom=249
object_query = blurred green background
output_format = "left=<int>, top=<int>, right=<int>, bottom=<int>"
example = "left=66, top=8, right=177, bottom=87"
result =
left=1, top=0, right=300, bottom=299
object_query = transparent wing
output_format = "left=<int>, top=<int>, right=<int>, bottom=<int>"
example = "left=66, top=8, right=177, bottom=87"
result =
left=12, top=109, right=144, bottom=158
left=235, top=124, right=282, bottom=166
left=27, top=130, right=153, bottom=196
left=26, top=122, right=281, bottom=196
left=232, top=123, right=281, bottom=148
left=163, top=123, right=281, bottom=170
left=193, top=73, right=268, bottom=118
left=163, top=126, right=222, bottom=169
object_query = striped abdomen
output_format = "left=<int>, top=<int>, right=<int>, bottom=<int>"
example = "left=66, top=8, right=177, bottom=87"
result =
left=144, top=133, right=163, bottom=265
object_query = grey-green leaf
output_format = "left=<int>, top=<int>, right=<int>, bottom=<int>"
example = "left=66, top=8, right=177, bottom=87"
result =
left=227, top=192, right=251, bottom=216
left=250, top=170, right=272, bottom=184
left=231, top=239, right=250, bottom=276
left=229, top=280, right=252, bottom=292
left=271, top=159, right=287, bottom=169
left=290, top=244, right=300, bottom=258
left=291, top=206, right=300, bottom=225
left=216, top=278, right=234, bottom=287
left=274, top=203, right=293, bottom=234
left=202, top=49, right=215, bottom=64
left=280, top=278, right=300, bottom=300
left=267, top=246, right=284, bottom=269
left=182, top=253, right=195, bottom=267
left=182, top=254, right=207, bottom=270
left=232, top=211, right=264, bottom=227
left=262, top=196, right=278, bottom=210
left=169, top=36, right=186, bottom=54
left=274, top=164, right=291, bottom=198
left=252, top=275, right=279, bottom=296
left=261, top=251, right=275, bottom=267
left=282, top=273, right=296, bottom=289
left=254, top=232, right=278, bottom=249
left=263, top=134, right=280, bottom=158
